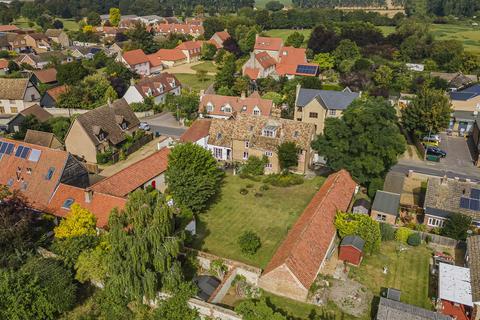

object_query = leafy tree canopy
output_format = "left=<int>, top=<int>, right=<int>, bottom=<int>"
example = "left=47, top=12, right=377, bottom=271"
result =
left=54, top=204, right=97, bottom=239
left=442, top=213, right=473, bottom=240
left=277, top=141, right=299, bottom=171
left=236, top=298, right=286, bottom=320
left=334, top=212, right=381, bottom=254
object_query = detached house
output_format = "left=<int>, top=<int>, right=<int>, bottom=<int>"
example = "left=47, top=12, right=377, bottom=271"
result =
left=199, top=91, right=277, bottom=119
left=242, top=36, right=319, bottom=80
left=449, top=84, right=480, bottom=135
left=45, top=29, right=70, bottom=48
left=64, top=99, right=140, bottom=163
left=209, top=31, right=230, bottom=49
left=0, top=78, right=41, bottom=114
left=259, top=170, right=357, bottom=301
left=294, top=85, right=360, bottom=134
left=0, top=33, right=29, bottom=53
left=24, top=33, right=51, bottom=53
left=119, top=49, right=151, bottom=75
left=176, top=40, right=203, bottom=63
left=123, top=73, right=181, bottom=105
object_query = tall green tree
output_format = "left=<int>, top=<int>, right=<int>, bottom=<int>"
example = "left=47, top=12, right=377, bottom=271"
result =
left=214, top=52, right=236, bottom=90
left=57, top=61, right=89, bottom=85
left=401, top=87, right=452, bottom=136
left=441, top=213, right=473, bottom=240
left=277, top=141, right=299, bottom=171
left=109, top=8, right=121, bottom=27
left=285, top=31, right=305, bottom=48
left=166, top=143, right=223, bottom=212
left=312, top=97, right=406, bottom=185
left=106, top=190, right=184, bottom=302
left=153, top=282, right=198, bottom=320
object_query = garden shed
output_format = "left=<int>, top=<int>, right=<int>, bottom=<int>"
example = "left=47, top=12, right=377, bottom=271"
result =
left=352, top=198, right=371, bottom=215
left=339, top=235, right=365, bottom=266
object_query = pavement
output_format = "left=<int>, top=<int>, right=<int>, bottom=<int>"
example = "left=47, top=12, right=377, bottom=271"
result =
left=141, top=112, right=187, bottom=138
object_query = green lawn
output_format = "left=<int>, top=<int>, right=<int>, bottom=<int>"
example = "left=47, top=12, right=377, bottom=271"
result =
left=193, top=174, right=325, bottom=268
left=60, top=18, right=80, bottom=31
left=349, top=242, right=433, bottom=310
left=263, top=29, right=312, bottom=43
left=191, top=61, right=218, bottom=74
left=174, top=73, right=215, bottom=92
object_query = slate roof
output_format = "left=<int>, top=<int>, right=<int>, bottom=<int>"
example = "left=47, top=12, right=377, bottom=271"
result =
left=296, top=87, right=360, bottom=109
left=0, top=78, right=29, bottom=100
left=18, top=104, right=52, bottom=122
left=133, top=73, right=180, bottom=99
left=424, top=177, right=480, bottom=220
left=340, top=235, right=365, bottom=251
left=376, top=297, right=451, bottom=320
left=180, top=119, right=211, bottom=143
left=0, top=137, right=70, bottom=211
left=372, top=190, right=400, bottom=216
left=262, top=170, right=356, bottom=290
left=48, top=183, right=127, bottom=228
left=74, top=98, right=139, bottom=146
left=450, top=84, right=480, bottom=101
left=24, top=130, right=60, bottom=148
left=33, top=68, right=57, bottom=83
left=91, top=148, right=170, bottom=197
left=194, top=275, right=221, bottom=301
left=467, top=235, right=480, bottom=302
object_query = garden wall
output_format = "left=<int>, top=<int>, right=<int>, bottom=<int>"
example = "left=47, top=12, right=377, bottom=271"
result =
left=45, top=108, right=153, bottom=119
left=190, top=249, right=262, bottom=285
left=188, top=298, right=241, bottom=320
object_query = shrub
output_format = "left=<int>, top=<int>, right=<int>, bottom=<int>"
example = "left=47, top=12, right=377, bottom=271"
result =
left=238, top=231, right=261, bottom=255
left=254, top=192, right=263, bottom=197
left=260, top=184, right=269, bottom=191
left=407, top=232, right=421, bottom=246
left=239, top=188, right=248, bottom=195
left=380, top=222, right=395, bottom=241
left=368, top=178, right=384, bottom=198
left=96, top=149, right=113, bottom=164
left=240, top=156, right=268, bottom=176
left=395, top=227, right=413, bottom=244
left=415, top=224, right=427, bottom=232
left=264, top=173, right=304, bottom=187
left=425, top=235, right=432, bottom=243
left=246, top=183, right=254, bottom=188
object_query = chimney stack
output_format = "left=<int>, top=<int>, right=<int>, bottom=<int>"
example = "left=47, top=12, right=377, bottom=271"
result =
left=85, top=188, right=93, bottom=204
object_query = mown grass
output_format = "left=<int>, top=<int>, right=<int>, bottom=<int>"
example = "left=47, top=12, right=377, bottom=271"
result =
left=191, top=61, right=218, bottom=74
left=349, top=241, right=433, bottom=310
left=13, top=17, right=79, bottom=31
left=174, top=73, right=215, bottom=92
left=192, top=174, right=325, bottom=268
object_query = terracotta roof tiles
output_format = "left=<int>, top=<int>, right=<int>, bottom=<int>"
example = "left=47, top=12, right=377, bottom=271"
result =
left=122, top=49, right=149, bottom=66
left=0, top=59, right=8, bottom=69
left=180, top=119, right=211, bottom=143
left=254, top=36, right=283, bottom=51
left=200, top=93, right=274, bottom=118
left=46, top=85, right=68, bottom=102
left=33, top=68, right=57, bottom=83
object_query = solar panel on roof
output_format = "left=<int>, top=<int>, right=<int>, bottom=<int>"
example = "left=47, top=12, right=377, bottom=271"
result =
left=15, top=145, right=24, bottom=157
left=20, top=147, right=30, bottom=159
left=460, top=197, right=470, bottom=209
left=471, top=188, right=480, bottom=199
left=5, top=143, right=14, bottom=155
left=0, top=143, right=7, bottom=154
left=296, top=65, right=318, bottom=75
left=470, top=199, right=480, bottom=211
left=28, top=149, right=41, bottom=162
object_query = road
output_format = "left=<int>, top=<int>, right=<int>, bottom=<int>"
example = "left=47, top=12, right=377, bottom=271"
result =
left=141, top=112, right=187, bottom=138
left=391, top=160, right=480, bottom=182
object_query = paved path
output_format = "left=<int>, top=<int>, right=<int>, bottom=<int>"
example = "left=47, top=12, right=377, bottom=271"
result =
left=141, top=112, right=187, bottom=138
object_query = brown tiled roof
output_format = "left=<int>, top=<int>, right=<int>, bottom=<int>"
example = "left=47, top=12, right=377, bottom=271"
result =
left=200, top=93, right=274, bottom=118
left=207, top=119, right=234, bottom=148
left=134, top=73, right=181, bottom=98
left=33, top=68, right=57, bottom=83
left=28, top=33, right=48, bottom=40
left=424, top=177, right=480, bottom=220
left=180, top=119, right=211, bottom=143
left=122, top=49, right=149, bottom=66
left=46, top=85, right=68, bottom=102
left=0, top=78, right=29, bottom=100
left=254, top=36, right=283, bottom=51
left=231, top=114, right=315, bottom=151
left=74, top=98, right=140, bottom=146
left=263, top=170, right=357, bottom=289
left=19, top=104, right=52, bottom=122
left=0, top=137, right=70, bottom=211
left=0, top=25, right=19, bottom=32
left=24, top=130, right=60, bottom=148
left=91, top=148, right=170, bottom=197
left=48, top=183, right=127, bottom=228
left=467, top=235, right=480, bottom=302
left=0, top=59, right=8, bottom=69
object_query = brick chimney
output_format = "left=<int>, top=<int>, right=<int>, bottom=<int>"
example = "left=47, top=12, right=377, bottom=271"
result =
left=85, top=188, right=93, bottom=204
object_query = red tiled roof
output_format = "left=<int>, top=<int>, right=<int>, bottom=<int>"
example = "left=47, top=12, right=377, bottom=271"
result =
left=441, top=300, right=470, bottom=320
left=278, top=46, right=307, bottom=65
left=244, top=67, right=260, bottom=80
left=0, top=59, right=8, bottom=69
left=148, top=49, right=186, bottom=64
left=263, top=170, right=356, bottom=289
left=91, top=148, right=170, bottom=197
left=180, top=119, right=211, bottom=143
left=199, top=92, right=274, bottom=117
left=255, top=52, right=276, bottom=69
left=48, top=183, right=127, bottom=228
left=155, top=23, right=204, bottom=35
left=133, top=73, right=181, bottom=98
left=122, top=49, right=149, bottom=66
left=0, top=137, right=70, bottom=212
left=33, top=68, right=57, bottom=83
left=0, top=25, right=19, bottom=32
left=176, top=40, right=204, bottom=56
left=46, top=85, right=68, bottom=102
left=254, top=36, right=283, bottom=51
left=214, top=31, right=230, bottom=42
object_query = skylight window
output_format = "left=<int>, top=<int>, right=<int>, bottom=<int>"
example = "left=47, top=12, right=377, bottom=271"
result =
left=45, top=167, right=55, bottom=180
left=62, top=198, right=74, bottom=209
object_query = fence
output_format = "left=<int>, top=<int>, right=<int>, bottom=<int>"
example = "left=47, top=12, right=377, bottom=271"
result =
left=108, top=133, right=153, bottom=164
left=390, top=225, right=461, bottom=248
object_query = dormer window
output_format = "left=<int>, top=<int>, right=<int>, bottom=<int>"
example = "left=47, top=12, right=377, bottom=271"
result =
left=216, top=133, right=222, bottom=139
left=253, top=106, right=260, bottom=116
left=98, top=132, right=106, bottom=141
left=158, top=84, right=163, bottom=93
left=146, top=88, right=153, bottom=96
left=262, top=126, right=277, bottom=137
left=206, top=103, right=213, bottom=112
left=224, top=105, right=232, bottom=113
left=293, top=131, right=299, bottom=138
left=120, top=121, right=128, bottom=130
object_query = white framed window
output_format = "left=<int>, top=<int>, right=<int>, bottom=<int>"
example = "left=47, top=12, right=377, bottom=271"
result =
left=262, top=129, right=275, bottom=137
left=206, top=103, right=213, bottom=112
left=213, top=148, right=223, bottom=159
left=265, top=151, right=273, bottom=157
left=265, top=162, right=272, bottom=168
left=329, top=109, right=337, bottom=116
left=245, top=141, right=249, bottom=148
left=376, top=214, right=387, bottom=221
left=253, top=107, right=260, bottom=116
left=243, top=151, right=248, bottom=160
left=427, top=217, right=444, bottom=227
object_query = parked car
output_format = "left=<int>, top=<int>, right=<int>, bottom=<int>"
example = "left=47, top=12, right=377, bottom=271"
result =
left=423, top=134, right=441, bottom=142
left=426, top=146, right=446, bottom=157
left=139, top=122, right=150, bottom=131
